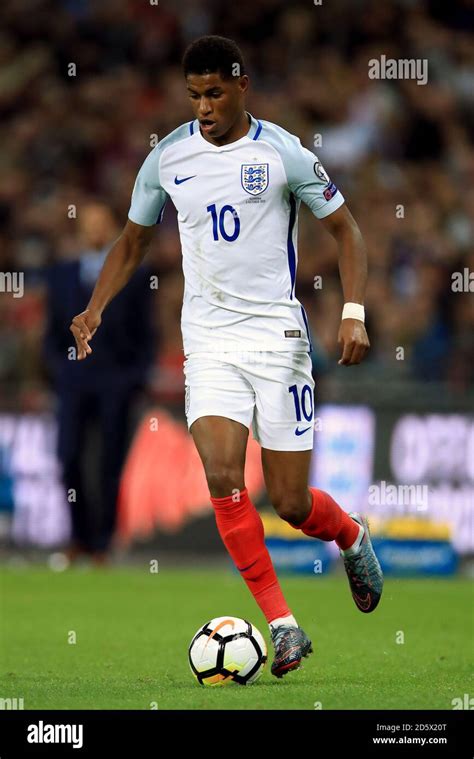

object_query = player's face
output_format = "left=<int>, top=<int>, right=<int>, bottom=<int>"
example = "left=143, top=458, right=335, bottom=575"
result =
left=186, top=72, right=248, bottom=141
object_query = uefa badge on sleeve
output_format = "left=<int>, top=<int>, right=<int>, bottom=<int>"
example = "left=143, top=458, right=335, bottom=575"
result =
left=313, top=160, right=330, bottom=182
left=313, top=161, right=338, bottom=199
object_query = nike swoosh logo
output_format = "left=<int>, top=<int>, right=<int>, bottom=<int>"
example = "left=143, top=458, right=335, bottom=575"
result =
left=174, top=175, right=196, bottom=185
left=237, top=559, right=257, bottom=573
left=353, top=592, right=372, bottom=611
left=295, top=426, right=312, bottom=436
left=204, top=618, right=235, bottom=649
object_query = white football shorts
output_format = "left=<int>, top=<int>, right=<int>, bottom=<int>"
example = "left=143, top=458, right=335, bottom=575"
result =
left=183, top=350, right=315, bottom=451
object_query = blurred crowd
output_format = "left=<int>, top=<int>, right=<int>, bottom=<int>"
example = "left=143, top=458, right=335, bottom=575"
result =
left=0, top=0, right=473, bottom=413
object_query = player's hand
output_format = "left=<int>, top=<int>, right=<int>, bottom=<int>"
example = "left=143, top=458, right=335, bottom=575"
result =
left=337, top=319, right=370, bottom=366
left=69, top=309, right=102, bottom=360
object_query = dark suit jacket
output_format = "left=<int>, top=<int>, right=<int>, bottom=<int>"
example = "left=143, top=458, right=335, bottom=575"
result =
left=43, top=257, right=157, bottom=391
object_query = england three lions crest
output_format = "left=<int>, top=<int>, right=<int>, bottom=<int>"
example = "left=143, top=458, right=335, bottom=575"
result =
left=241, top=163, right=269, bottom=196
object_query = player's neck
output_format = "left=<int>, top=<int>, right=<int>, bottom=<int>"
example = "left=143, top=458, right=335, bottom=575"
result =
left=201, top=111, right=250, bottom=147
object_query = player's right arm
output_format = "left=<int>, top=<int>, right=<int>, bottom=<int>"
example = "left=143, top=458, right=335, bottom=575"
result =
left=70, top=145, right=168, bottom=361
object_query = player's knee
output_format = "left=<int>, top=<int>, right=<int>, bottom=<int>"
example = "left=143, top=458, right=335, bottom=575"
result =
left=272, top=491, right=308, bottom=524
left=206, top=465, right=245, bottom=498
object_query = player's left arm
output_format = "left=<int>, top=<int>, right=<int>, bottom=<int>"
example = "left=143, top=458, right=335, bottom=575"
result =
left=320, top=204, right=370, bottom=366
left=282, top=135, right=369, bottom=366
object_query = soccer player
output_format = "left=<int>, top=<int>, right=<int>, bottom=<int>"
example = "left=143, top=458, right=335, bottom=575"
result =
left=70, top=36, right=383, bottom=679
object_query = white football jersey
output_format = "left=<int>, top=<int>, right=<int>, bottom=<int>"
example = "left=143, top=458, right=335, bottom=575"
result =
left=128, top=112, right=345, bottom=355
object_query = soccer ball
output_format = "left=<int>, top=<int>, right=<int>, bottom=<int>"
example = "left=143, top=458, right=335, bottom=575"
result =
left=188, top=616, right=267, bottom=686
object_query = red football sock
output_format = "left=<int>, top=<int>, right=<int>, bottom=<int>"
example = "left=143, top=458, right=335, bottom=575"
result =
left=210, top=487, right=292, bottom=623
left=288, top=487, right=360, bottom=550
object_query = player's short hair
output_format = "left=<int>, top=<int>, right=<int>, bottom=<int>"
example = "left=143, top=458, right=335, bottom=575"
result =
left=182, top=35, right=246, bottom=80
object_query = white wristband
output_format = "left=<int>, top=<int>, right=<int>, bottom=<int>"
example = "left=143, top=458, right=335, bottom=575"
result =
left=342, top=302, right=365, bottom=322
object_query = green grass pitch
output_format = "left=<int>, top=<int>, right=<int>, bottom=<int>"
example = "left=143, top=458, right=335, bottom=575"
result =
left=0, top=566, right=472, bottom=710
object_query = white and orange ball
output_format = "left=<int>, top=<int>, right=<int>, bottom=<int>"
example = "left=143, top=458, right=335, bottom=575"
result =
left=188, top=616, right=267, bottom=686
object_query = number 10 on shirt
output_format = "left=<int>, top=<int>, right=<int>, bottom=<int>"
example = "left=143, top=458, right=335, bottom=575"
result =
left=207, top=204, right=241, bottom=242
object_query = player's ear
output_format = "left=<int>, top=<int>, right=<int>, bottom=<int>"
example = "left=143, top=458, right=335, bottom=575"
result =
left=237, top=75, right=249, bottom=95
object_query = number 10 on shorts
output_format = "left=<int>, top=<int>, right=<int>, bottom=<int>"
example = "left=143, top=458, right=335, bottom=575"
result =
left=288, top=384, right=314, bottom=422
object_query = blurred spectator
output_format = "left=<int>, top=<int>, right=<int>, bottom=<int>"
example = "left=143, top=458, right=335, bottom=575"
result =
left=43, top=202, right=156, bottom=563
